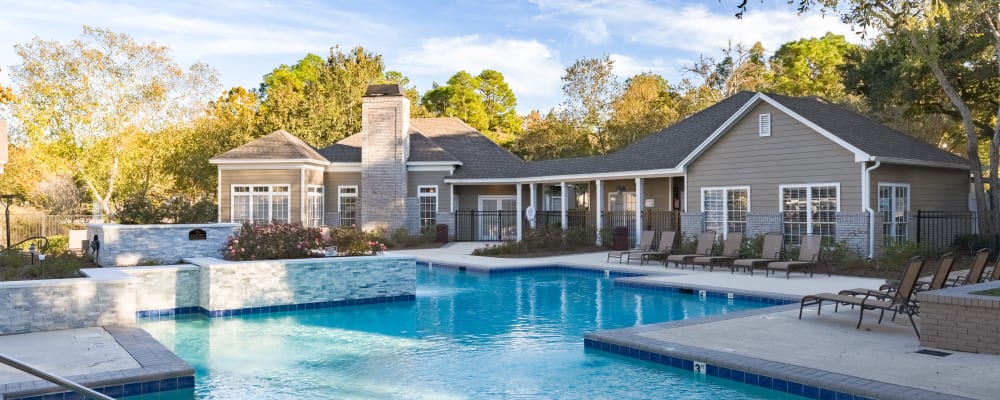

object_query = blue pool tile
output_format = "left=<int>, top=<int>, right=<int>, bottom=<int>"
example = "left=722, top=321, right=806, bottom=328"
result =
left=102, top=385, right=124, bottom=398
left=706, top=365, right=718, bottom=377
left=772, top=378, right=787, bottom=392
left=123, top=382, right=142, bottom=396
left=757, top=375, right=772, bottom=389
left=651, top=353, right=663, bottom=364
left=41, top=394, right=63, bottom=400
left=819, top=388, right=836, bottom=400
left=670, top=356, right=682, bottom=369
left=161, top=377, right=179, bottom=391
left=680, top=359, right=693, bottom=371
left=803, top=385, right=820, bottom=399
left=142, top=380, right=160, bottom=393
left=65, top=393, right=85, bottom=400
left=786, top=381, right=803, bottom=396
left=178, top=376, right=195, bottom=389
left=731, top=370, right=744, bottom=383
left=744, top=372, right=758, bottom=386
left=609, top=344, right=620, bottom=354
left=639, top=350, right=650, bottom=361
left=835, top=391, right=854, bottom=400
left=719, top=367, right=731, bottom=380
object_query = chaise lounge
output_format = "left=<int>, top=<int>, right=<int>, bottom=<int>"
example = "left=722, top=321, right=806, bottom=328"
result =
left=626, top=231, right=676, bottom=265
left=690, top=232, right=743, bottom=272
left=607, top=230, right=654, bottom=263
left=666, top=231, right=716, bottom=269
left=731, top=232, right=783, bottom=275
left=766, top=235, right=822, bottom=279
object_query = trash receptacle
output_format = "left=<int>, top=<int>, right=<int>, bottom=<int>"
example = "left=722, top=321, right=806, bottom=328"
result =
left=612, top=226, right=629, bottom=251
left=436, top=224, right=449, bottom=243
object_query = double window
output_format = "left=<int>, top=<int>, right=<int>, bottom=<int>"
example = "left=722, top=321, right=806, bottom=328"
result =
left=419, top=186, right=438, bottom=230
left=878, top=183, right=910, bottom=243
left=231, top=185, right=290, bottom=224
left=780, top=184, right=838, bottom=245
left=306, top=186, right=324, bottom=227
left=701, top=187, right=749, bottom=237
left=338, top=186, right=358, bottom=227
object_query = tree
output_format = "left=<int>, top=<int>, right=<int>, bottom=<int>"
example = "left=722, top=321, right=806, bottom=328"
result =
left=9, top=26, right=220, bottom=216
left=477, top=69, right=523, bottom=136
left=605, top=73, right=684, bottom=151
left=561, top=55, right=622, bottom=154
left=258, top=46, right=386, bottom=147
left=685, top=41, right=773, bottom=104
left=423, top=71, right=489, bottom=131
left=770, top=32, right=860, bottom=100
left=511, top=110, right=592, bottom=161
left=381, top=71, right=431, bottom=117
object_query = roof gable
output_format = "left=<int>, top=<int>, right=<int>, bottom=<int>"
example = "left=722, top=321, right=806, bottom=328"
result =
left=317, top=126, right=462, bottom=164
left=210, top=130, right=326, bottom=163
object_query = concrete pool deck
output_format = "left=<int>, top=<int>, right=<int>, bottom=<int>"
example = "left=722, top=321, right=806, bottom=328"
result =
left=1, top=244, right=996, bottom=399
left=393, top=243, right=1000, bottom=399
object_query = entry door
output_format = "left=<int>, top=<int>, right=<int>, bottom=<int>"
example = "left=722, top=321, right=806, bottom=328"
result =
left=479, top=196, right=517, bottom=241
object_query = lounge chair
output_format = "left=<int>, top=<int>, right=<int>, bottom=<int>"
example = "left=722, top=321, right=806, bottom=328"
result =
left=732, top=232, right=783, bottom=276
left=841, top=252, right=956, bottom=298
left=690, top=232, right=743, bottom=272
left=607, top=230, right=654, bottom=263
left=766, top=235, right=821, bottom=279
left=986, top=255, right=1000, bottom=282
left=666, top=231, right=716, bottom=269
left=626, top=231, right=676, bottom=265
left=799, top=256, right=924, bottom=337
left=950, top=248, right=991, bottom=286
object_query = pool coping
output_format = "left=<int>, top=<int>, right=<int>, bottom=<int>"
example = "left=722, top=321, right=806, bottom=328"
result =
left=0, top=326, right=194, bottom=400
left=416, top=259, right=977, bottom=400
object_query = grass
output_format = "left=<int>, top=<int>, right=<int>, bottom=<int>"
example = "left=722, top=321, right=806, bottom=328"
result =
left=0, top=252, right=93, bottom=281
left=972, top=288, right=1000, bottom=297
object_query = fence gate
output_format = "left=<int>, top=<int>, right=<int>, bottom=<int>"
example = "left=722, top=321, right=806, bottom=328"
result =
left=454, top=210, right=518, bottom=241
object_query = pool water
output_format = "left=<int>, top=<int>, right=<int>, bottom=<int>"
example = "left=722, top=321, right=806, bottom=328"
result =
left=136, top=267, right=801, bottom=399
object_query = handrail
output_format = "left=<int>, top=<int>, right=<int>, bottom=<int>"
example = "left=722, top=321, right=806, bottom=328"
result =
left=0, top=352, right=114, bottom=400
left=0, top=236, right=48, bottom=256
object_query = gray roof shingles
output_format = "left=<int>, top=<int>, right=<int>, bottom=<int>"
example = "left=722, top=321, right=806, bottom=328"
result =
left=211, top=130, right=326, bottom=162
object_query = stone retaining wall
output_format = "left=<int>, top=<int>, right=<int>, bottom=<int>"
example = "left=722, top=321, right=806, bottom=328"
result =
left=917, top=280, right=1000, bottom=355
left=86, top=223, right=239, bottom=267
left=188, top=255, right=416, bottom=313
left=0, top=256, right=416, bottom=334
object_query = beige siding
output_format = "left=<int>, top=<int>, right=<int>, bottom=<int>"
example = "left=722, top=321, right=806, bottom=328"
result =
left=407, top=171, right=452, bottom=213
left=871, top=165, right=968, bottom=212
left=455, top=185, right=517, bottom=210
left=218, top=169, right=302, bottom=223
left=325, top=172, right=362, bottom=220
left=686, top=102, right=862, bottom=212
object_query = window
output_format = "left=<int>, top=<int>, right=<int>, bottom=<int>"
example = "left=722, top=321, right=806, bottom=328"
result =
left=418, top=185, right=438, bottom=230
left=878, top=183, right=910, bottom=243
left=702, top=187, right=749, bottom=237
left=231, top=184, right=290, bottom=224
left=338, top=186, right=358, bottom=227
left=307, top=186, right=324, bottom=227
left=759, top=113, right=771, bottom=137
left=781, top=184, right=838, bottom=245
left=608, top=192, right=636, bottom=212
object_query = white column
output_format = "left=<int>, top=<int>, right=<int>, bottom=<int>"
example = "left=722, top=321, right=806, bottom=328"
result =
left=529, top=183, right=537, bottom=211
left=516, top=183, right=523, bottom=241
left=560, top=181, right=568, bottom=230
left=449, top=184, right=455, bottom=213
left=635, top=177, right=644, bottom=245
left=595, top=180, right=604, bottom=245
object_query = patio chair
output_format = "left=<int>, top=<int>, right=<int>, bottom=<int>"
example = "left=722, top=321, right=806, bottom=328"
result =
left=626, top=231, right=676, bottom=265
left=690, top=232, right=743, bottom=272
left=607, top=230, right=654, bottom=263
left=841, top=252, right=956, bottom=298
left=732, top=232, right=783, bottom=276
left=986, top=255, right=1000, bottom=282
left=799, top=256, right=924, bottom=337
left=666, top=231, right=716, bottom=269
left=766, top=235, right=821, bottom=279
left=949, top=248, right=991, bottom=286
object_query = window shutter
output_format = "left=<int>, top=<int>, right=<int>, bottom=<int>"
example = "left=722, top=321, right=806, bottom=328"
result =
left=759, top=113, right=771, bottom=137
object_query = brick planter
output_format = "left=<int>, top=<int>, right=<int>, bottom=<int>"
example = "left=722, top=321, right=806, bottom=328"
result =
left=917, top=280, right=1000, bottom=354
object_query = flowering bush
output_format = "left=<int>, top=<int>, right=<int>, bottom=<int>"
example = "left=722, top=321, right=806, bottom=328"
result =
left=329, top=226, right=387, bottom=256
left=222, top=222, right=326, bottom=261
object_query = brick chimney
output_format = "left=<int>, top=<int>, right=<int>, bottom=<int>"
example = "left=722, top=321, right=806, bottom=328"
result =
left=360, top=84, right=410, bottom=232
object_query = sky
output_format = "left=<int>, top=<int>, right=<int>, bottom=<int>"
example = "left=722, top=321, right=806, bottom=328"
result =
left=0, top=0, right=864, bottom=113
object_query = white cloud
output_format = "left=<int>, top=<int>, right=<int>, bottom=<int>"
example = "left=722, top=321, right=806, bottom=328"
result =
left=395, top=35, right=565, bottom=111
left=575, top=18, right=609, bottom=44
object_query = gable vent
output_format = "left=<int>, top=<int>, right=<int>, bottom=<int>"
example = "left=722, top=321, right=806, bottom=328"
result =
left=759, top=113, right=771, bottom=137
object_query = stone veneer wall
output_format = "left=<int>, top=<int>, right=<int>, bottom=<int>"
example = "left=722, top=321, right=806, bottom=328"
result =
left=360, top=94, right=409, bottom=233
left=0, top=269, right=136, bottom=335
left=679, top=213, right=704, bottom=239
left=188, top=256, right=415, bottom=313
left=0, top=256, right=416, bottom=334
left=917, top=280, right=1000, bottom=355
left=86, top=223, right=239, bottom=267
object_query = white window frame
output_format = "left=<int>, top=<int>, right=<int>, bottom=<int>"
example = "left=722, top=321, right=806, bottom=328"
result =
left=700, top=186, right=750, bottom=237
left=779, top=183, right=840, bottom=244
left=759, top=113, right=772, bottom=137
left=878, top=182, right=911, bottom=242
left=418, top=185, right=439, bottom=230
left=338, top=185, right=359, bottom=227
left=306, top=185, right=324, bottom=227
left=607, top=191, right=637, bottom=212
left=230, top=184, right=291, bottom=225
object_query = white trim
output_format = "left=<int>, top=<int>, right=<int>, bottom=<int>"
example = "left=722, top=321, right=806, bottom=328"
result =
left=300, top=168, right=306, bottom=225
left=216, top=166, right=222, bottom=222
left=679, top=93, right=872, bottom=168
left=778, top=182, right=841, bottom=212
left=877, top=182, right=911, bottom=241
left=862, top=161, right=881, bottom=258
left=337, top=185, right=359, bottom=227
left=210, top=158, right=327, bottom=166
left=306, top=184, right=325, bottom=227
left=516, top=184, right=523, bottom=241
left=407, top=161, right=463, bottom=167
left=758, top=113, right=771, bottom=137
left=327, top=163, right=363, bottom=172
left=217, top=163, right=325, bottom=171
left=699, top=186, right=752, bottom=212
left=407, top=165, right=457, bottom=172
left=230, top=183, right=292, bottom=224
left=699, top=186, right=750, bottom=237
left=872, top=157, right=968, bottom=170
left=418, top=185, right=439, bottom=229
left=449, top=183, right=455, bottom=213
left=443, top=167, right=685, bottom=185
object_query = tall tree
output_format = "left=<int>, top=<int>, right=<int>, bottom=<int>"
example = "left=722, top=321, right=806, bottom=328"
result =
left=770, top=32, right=860, bottom=101
left=685, top=42, right=773, bottom=103
left=9, top=26, right=220, bottom=216
left=421, top=69, right=523, bottom=144
left=605, top=73, right=684, bottom=151
left=561, top=55, right=622, bottom=154
left=511, top=110, right=592, bottom=161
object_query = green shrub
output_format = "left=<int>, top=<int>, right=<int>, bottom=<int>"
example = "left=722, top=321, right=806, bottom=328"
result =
left=0, top=252, right=83, bottom=281
left=388, top=228, right=436, bottom=248
left=742, top=234, right=765, bottom=258
left=473, top=226, right=598, bottom=256
left=878, top=239, right=936, bottom=272
left=950, top=234, right=997, bottom=255
left=329, top=226, right=387, bottom=256
left=677, top=233, right=698, bottom=254
left=223, top=222, right=326, bottom=261
left=114, top=194, right=217, bottom=224
left=43, top=235, right=70, bottom=255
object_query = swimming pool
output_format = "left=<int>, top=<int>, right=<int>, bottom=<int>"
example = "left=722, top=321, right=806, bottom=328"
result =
left=135, top=266, right=801, bottom=399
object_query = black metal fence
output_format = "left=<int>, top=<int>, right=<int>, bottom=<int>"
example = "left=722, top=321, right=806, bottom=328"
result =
left=916, top=210, right=1000, bottom=253
left=454, top=210, right=519, bottom=241
left=0, top=214, right=94, bottom=249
